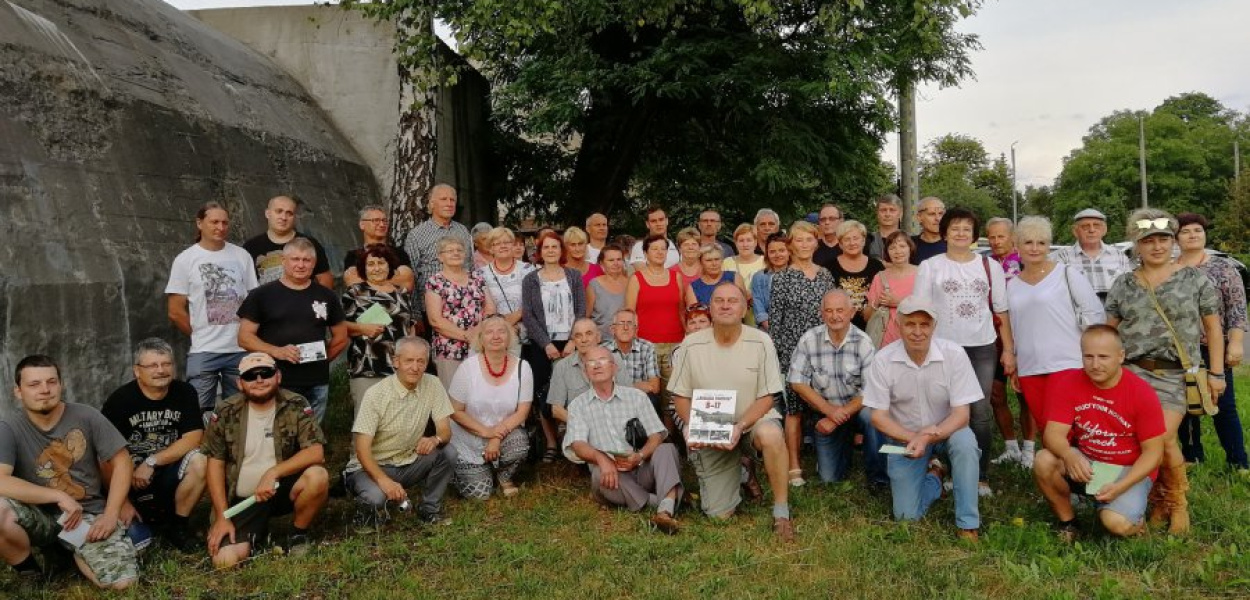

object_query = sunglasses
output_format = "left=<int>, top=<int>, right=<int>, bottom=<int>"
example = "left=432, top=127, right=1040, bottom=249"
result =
left=240, top=367, right=277, bottom=382
left=1135, top=218, right=1171, bottom=230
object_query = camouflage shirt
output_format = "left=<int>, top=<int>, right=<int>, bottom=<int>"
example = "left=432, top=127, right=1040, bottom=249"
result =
left=201, top=390, right=326, bottom=498
left=1105, top=266, right=1219, bottom=364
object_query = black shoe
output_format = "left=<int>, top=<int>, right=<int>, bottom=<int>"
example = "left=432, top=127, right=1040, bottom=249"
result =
left=165, top=524, right=200, bottom=553
left=283, top=533, right=313, bottom=557
left=417, top=510, right=451, bottom=526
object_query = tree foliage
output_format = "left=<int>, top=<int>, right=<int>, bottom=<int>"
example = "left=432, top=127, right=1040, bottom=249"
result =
left=342, top=0, right=983, bottom=228
left=1049, top=92, right=1248, bottom=243
left=918, top=133, right=1012, bottom=222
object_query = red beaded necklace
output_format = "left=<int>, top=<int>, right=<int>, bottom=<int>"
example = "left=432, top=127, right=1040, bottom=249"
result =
left=484, top=352, right=508, bottom=378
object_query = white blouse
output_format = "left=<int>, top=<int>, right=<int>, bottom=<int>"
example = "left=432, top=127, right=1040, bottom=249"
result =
left=913, top=254, right=1008, bottom=347
left=1007, top=263, right=1105, bottom=377
left=448, top=358, right=534, bottom=465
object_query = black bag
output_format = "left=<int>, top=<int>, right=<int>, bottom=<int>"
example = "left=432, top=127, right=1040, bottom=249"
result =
left=625, top=418, right=648, bottom=451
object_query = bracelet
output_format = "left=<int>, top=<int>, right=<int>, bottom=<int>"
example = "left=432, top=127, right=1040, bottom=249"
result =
left=1208, top=372, right=1224, bottom=378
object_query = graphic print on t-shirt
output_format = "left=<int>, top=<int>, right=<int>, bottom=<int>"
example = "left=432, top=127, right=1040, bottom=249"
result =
left=941, top=276, right=989, bottom=319
left=124, top=410, right=185, bottom=459
left=199, top=262, right=246, bottom=325
left=312, top=300, right=328, bottom=321
left=34, top=429, right=87, bottom=499
left=254, top=249, right=285, bottom=285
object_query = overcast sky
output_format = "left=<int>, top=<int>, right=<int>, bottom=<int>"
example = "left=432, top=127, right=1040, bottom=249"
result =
left=166, top=0, right=1250, bottom=188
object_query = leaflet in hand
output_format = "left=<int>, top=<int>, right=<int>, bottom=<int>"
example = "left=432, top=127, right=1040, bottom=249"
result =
left=57, top=512, right=88, bottom=548
left=224, top=481, right=280, bottom=519
left=879, top=444, right=907, bottom=455
left=296, top=341, right=327, bottom=363
left=1086, top=460, right=1125, bottom=496
left=356, top=303, right=393, bottom=326
left=688, top=389, right=737, bottom=445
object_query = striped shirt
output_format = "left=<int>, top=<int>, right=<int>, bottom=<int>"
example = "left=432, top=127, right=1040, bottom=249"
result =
left=602, top=338, right=659, bottom=383
left=563, top=385, right=666, bottom=462
left=403, top=218, right=474, bottom=315
left=1049, top=242, right=1132, bottom=295
left=787, top=324, right=876, bottom=406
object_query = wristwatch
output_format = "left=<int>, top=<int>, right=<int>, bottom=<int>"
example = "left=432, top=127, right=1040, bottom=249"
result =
left=143, top=456, right=158, bottom=468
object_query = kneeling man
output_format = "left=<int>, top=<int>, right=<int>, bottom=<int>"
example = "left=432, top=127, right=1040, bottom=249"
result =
left=863, top=297, right=983, bottom=541
left=203, top=353, right=329, bottom=567
left=344, top=337, right=454, bottom=526
left=0, top=355, right=137, bottom=589
left=564, top=346, right=683, bottom=533
left=1033, top=325, right=1165, bottom=540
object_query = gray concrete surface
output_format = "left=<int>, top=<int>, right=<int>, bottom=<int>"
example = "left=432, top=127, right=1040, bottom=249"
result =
left=0, top=0, right=378, bottom=415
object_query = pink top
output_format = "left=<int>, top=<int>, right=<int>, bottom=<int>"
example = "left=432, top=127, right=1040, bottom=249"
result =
left=581, top=263, right=604, bottom=288
left=865, top=269, right=917, bottom=347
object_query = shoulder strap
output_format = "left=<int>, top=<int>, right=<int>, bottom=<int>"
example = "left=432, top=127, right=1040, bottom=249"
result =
left=1062, top=264, right=1080, bottom=320
left=1137, top=271, right=1195, bottom=370
left=981, top=256, right=995, bottom=314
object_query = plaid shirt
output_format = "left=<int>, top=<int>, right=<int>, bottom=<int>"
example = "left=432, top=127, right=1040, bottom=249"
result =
left=602, top=339, right=659, bottom=383
left=402, top=218, right=474, bottom=316
left=786, top=324, right=876, bottom=406
left=562, top=385, right=666, bottom=462
left=1049, top=242, right=1132, bottom=294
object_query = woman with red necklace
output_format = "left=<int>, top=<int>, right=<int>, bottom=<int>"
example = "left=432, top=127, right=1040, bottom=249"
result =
left=449, top=315, right=533, bottom=499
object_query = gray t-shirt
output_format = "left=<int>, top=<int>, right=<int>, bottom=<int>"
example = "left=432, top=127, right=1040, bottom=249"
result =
left=0, top=403, right=127, bottom=515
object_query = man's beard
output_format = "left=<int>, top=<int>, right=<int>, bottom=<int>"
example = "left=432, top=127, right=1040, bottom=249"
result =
left=244, top=390, right=277, bottom=404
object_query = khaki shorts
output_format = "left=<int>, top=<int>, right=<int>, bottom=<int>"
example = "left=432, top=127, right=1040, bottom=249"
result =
left=4, top=498, right=138, bottom=586
left=688, top=418, right=782, bottom=517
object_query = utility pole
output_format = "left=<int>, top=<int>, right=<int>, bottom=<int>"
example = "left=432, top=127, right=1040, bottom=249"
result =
left=1010, top=141, right=1018, bottom=223
left=1236, top=139, right=1241, bottom=184
left=1139, top=115, right=1148, bottom=208
left=898, top=80, right=920, bottom=235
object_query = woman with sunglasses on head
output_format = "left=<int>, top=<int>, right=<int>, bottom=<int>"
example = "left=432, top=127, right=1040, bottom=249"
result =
left=342, top=244, right=414, bottom=414
left=751, top=233, right=792, bottom=332
left=1105, top=208, right=1224, bottom=533
left=768, top=220, right=836, bottom=487
left=522, top=230, right=586, bottom=462
left=1173, top=213, right=1247, bottom=472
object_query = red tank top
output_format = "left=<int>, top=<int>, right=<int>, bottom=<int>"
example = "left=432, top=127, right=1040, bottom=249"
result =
left=634, top=270, right=685, bottom=343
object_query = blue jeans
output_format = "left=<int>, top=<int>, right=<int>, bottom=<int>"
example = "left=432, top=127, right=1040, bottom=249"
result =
left=1179, top=346, right=1248, bottom=468
left=886, top=427, right=980, bottom=530
left=285, top=384, right=330, bottom=425
left=186, top=351, right=246, bottom=412
left=814, top=408, right=887, bottom=485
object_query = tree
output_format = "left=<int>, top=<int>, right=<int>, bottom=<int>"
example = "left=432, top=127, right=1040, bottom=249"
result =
left=1049, top=92, right=1247, bottom=243
left=1215, top=178, right=1250, bottom=255
left=918, top=133, right=1012, bottom=221
left=343, top=0, right=983, bottom=230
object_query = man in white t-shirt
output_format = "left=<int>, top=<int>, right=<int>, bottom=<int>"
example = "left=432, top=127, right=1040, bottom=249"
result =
left=585, top=213, right=610, bottom=264
left=166, top=202, right=259, bottom=412
left=628, top=206, right=680, bottom=267
left=863, top=296, right=983, bottom=541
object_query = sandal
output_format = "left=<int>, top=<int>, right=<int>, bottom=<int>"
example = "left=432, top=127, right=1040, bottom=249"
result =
left=542, top=448, right=560, bottom=463
left=788, top=469, right=806, bottom=488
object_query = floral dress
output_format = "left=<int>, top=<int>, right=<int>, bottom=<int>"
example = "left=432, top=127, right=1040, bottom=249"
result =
left=425, top=270, right=490, bottom=361
left=341, top=283, right=412, bottom=378
left=1195, top=256, right=1249, bottom=345
left=768, top=266, right=836, bottom=414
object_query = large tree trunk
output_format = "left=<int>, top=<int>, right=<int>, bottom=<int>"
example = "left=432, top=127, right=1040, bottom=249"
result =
left=565, top=90, right=659, bottom=222
left=388, top=9, right=438, bottom=240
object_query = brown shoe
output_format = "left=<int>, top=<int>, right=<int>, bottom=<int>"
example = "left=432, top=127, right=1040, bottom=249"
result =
left=741, top=456, right=764, bottom=502
left=1166, top=464, right=1190, bottom=535
left=957, top=528, right=979, bottom=543
left=650, top=511, right=680, bottom=535
left=773, top=517, right=796, bottom=543
left=1146, top=469, right=1170, bottom=527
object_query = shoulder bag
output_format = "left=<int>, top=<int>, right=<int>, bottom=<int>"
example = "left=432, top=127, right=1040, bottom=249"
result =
left=865, top=276, right=890, bottom=347
left=1140, top=273, right=1217, bottom=416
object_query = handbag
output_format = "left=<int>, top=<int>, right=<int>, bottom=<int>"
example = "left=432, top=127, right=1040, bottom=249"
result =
left=1140, top=274, right=1218, bottom=416
left=1061, top=265, right=1092, bottom=331
left=865, top=277, right=890, bottom=347
left=625, top=417, right=648, bottom=451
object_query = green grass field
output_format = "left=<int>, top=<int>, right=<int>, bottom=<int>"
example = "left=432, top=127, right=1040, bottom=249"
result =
left=6, top=369, right=1250, bottom=599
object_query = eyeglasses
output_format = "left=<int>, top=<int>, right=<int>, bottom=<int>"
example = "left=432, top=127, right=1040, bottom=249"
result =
left=135, top=361, right=173, bottom=370
left=240, top=367, right=277, bottom=382
left=1135, top=218, right=1171, bottom=230
left=584, top=358, right=614, bottom=367
left=612, top=322, right=637, bottom=329
left=360, top=218, right=387, bottom=224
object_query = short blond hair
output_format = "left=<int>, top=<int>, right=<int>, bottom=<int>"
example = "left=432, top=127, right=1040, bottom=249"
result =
left=835, top=220, right=867, bottom=239
left=732, top=223, right=755, bottom=241
left=485, top=226, right=516, bottom=248
left=789, top=220, right=818, bottom=240
left=563, top=226, right=588, bottom=245
left=675, top=227, right=700, bottom=246
left=468, top=315, right=518, bottom=355
left=699, top=244, right=724, bottom=260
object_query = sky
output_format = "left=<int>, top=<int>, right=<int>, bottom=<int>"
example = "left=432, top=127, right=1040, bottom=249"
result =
left=165, top=0, right=1250, bottom=188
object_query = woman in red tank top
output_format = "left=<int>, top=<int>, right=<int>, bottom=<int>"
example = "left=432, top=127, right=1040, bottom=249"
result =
left=626, top=234, right=687, bottom=413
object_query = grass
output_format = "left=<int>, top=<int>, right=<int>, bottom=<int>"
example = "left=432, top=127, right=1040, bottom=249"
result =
left=5, top=368, right=1250, bottom=599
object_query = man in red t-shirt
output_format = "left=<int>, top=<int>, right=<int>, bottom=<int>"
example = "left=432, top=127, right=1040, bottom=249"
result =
left=1033, top=325, right=1165, bottom=540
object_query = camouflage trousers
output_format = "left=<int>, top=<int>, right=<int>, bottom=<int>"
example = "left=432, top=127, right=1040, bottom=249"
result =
left=3, top=498, right=138, bottom=586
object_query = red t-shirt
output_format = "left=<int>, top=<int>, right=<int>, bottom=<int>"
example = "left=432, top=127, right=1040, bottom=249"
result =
left=1046, top=368, right=1166, bottom=467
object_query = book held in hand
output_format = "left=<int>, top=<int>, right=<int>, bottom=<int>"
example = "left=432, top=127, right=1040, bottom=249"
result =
left=1085, top=460, right=1125, bottom=496
left=688, top=389, right=737, bottom=445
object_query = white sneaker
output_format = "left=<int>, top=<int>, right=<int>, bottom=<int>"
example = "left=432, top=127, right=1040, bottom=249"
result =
left=977, top=481, right=994, bottom=497
left=991, top=449, right=1021, bottom=465
left=1019, top=451, right=1035, bottom=470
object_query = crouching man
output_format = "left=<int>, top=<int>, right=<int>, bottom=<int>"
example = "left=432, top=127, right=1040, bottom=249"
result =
left=203, top=353, right=329, bottom=567
left=0, top=355, right=138, bottom=589
left=1033, top=325, right=1165, bottom=541
left=564, top=347, right=684, bottom=534
left=863, top=297, right=983, bottom=541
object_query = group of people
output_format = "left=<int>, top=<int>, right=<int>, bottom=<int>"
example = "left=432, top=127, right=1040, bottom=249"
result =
left=1, top=185, right=1246, bottom=589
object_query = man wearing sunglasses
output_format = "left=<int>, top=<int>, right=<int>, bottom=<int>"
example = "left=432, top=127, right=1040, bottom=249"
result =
left=202, top=353, right=329, bottom=568
left=1050, top=208, right=1132, bottom=302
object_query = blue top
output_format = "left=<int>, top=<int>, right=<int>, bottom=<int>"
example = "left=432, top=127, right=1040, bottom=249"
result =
left=751, top=270, right=777, bottom=323
left=689, top=272, right=736, bottom=306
